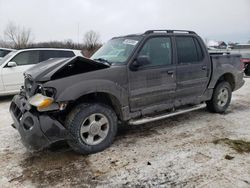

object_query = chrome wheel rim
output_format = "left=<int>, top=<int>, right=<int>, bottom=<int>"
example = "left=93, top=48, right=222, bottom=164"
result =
left=217, top=88, right=229, bottom=107
left=80, top=113, right=109, bottom=145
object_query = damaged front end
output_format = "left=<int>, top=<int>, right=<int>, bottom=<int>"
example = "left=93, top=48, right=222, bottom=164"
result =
left=9, top=93, right=70, bottom=151
left=10, top=57, right=107, bottom=150
left=9, top=56, right=111, bottom=150
left=9, top=83, right=66, bottom=151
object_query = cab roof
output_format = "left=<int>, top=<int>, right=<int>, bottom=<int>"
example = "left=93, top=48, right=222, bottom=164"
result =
left=113, top=30, right=197, bottom=39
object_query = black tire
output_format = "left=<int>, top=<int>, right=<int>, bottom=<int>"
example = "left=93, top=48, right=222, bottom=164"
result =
left=65, top=103, right=118, bottom=154
left=245, top=64, right=250, bottom=76
left=206, top=81, right=232, bottom=113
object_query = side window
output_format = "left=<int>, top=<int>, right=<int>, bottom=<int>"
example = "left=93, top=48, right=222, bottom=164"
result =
left=56, top=51, right=75, bottom=57
left=176, top=37, right=203, bottom=64
left=11, top=51, right=40, bottom=65
left=40, top=50, right=75, bottom=62
left=138, top=37, right=172, bottom=67
left=40, top=50, right=57, bottom=61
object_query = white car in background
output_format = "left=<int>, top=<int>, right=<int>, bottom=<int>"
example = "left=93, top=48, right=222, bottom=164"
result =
left=0, top=48, right=82, bottom=96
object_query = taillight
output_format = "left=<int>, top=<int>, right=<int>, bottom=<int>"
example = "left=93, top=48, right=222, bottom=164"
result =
left=240, top=58, right=250, bottom=63
left=240, top=58, right=250, bottom=71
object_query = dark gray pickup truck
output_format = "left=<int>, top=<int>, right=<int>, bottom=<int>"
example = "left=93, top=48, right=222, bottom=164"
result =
left=10, top=30, right=244, bottom=154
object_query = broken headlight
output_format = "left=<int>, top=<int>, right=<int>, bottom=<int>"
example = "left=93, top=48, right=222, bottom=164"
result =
left=28, top=93, right=54, bottom=111
left=29, top=86, right=58, bottom=111
left=29, top=87, right=67, bottom=112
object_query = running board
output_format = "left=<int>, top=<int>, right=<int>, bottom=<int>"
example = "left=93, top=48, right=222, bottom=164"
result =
left=129, top=104, right=206, bottom=125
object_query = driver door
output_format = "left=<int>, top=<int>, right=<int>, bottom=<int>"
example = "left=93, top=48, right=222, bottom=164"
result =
left=128, top=36, right=176, bottom=113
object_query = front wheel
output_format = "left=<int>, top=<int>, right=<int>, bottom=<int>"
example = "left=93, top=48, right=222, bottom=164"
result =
left=206, top=81, right=232, bottom=113
left=66, top=103, right=118, bottom=154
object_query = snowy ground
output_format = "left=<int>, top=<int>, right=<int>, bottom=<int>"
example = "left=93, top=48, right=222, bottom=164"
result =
left=0, top=78, right=250, bottom=188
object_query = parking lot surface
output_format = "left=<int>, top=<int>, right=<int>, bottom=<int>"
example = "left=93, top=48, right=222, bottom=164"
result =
left=0, top=78, right=250, bottom=187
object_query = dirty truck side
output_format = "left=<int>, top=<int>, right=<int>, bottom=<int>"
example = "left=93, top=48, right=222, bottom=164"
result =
left=10, top=30, right=245, bottom=154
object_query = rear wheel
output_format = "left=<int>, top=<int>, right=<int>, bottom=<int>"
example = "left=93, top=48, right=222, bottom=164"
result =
left=206, top=81, right=232, bottom=113
left=66, top=103, right=117, bottom=154
left=245, top=64, right=250, bottom=76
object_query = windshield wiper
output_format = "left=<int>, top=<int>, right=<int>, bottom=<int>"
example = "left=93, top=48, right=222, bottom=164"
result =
left=93, top=58, right=112, bottom=66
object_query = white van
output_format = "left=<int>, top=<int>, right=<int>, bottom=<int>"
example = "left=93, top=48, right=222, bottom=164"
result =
left=0, top=48, right=82, bottom=96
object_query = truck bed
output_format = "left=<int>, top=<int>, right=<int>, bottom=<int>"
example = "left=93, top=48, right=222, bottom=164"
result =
left=209, top=54, right=244, bottom=91
left=210, top=54, right=242, bottom=70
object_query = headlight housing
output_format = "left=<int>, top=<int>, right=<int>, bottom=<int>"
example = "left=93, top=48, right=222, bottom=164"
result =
left=42, top=87, right=56, bottom=98
left=37, top=86, right=56, bottom=98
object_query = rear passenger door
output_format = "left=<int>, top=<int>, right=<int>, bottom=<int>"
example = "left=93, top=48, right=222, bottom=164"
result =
left=175, top=36, right=210, bottom=106
left=39, top=50, right=75, bottom=62
left=128, top=36, right=176, bottom=113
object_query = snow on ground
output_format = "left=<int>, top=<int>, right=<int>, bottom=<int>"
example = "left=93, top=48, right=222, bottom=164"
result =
left=0, top=78, right=250, bottom=187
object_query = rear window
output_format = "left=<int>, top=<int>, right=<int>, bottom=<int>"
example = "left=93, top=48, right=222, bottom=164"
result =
left=40, top=50, right=75, bottom=62
left=194, top=38, right=204, bottom=60
left=176, top=37, right=203, bottom=63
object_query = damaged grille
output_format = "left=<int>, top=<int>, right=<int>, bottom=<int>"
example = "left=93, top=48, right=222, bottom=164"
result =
left=10, top=102, right=22, bottom=122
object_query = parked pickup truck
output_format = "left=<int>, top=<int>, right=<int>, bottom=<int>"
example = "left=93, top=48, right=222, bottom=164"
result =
left=10, top=30, right=245, bottom=154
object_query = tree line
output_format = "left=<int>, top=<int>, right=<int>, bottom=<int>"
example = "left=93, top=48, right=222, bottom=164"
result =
left=0, top=22, right=102, bottom=57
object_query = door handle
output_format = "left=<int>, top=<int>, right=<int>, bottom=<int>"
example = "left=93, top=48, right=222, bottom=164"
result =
left=202, top=66, right=207, bottom=70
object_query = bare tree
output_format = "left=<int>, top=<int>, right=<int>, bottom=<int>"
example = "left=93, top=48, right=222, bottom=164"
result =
left=4, top=22, right=32, bottom=49
left=83, top=30, right=101, bottom=51
left=0, top=37, right=8, bottom=48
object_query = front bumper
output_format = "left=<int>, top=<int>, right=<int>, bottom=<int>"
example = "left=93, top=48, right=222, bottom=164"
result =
left=9, top=94, right=70, bottom=151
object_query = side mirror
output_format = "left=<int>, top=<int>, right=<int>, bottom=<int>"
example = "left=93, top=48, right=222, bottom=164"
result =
left=131, top=55, right=150, bottom=70
left=7, top=61, right=17, bottom=67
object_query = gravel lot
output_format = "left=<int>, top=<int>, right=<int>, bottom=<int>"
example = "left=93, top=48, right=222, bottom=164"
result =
left=0, top=78, right=250, bottom=188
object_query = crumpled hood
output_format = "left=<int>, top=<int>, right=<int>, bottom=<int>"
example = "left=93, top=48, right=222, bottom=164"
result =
left=25, top=56, right=109, bottom=82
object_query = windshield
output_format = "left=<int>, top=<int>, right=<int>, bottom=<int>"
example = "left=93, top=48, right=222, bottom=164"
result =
left=91, top=36, right=142, bottom=64
left=0, top=49, right=10, bottom=57
left=0, top=51, right=16, bottom=65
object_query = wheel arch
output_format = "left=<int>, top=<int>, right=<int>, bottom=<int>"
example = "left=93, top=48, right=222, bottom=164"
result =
left=66, top=92, right=125, bottom=121
left=216, top=73, right=235, bottom=90
left=54, top=79, right=129, bottom=120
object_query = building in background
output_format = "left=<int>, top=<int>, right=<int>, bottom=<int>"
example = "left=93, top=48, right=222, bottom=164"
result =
left=206, top=40, right=227, bottom=49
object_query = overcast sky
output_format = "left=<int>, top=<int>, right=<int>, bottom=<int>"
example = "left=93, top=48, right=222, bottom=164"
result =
left=0, top=0, right=249, bottom=43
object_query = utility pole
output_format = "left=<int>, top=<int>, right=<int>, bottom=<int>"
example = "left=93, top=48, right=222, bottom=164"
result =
left=77, top=23, right=80, bottom=48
